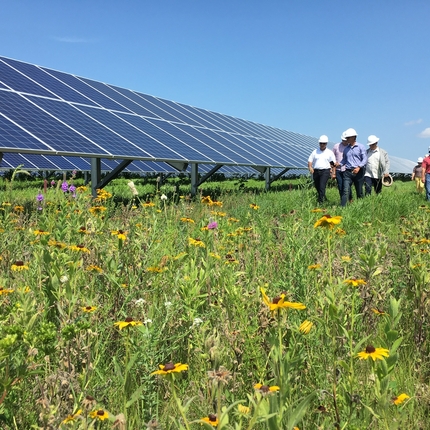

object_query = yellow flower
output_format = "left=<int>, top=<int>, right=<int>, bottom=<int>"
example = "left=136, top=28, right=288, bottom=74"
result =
left=209, top=252, right=221, bottom=259
left=200, top=414, right=219, bottom=427
left=357, top=345, right=389, bottom=361
left=76, top=186, right=88, bottom=193
left=111, top=230, right=127, bottom=240
left=237, top=404, right=251, bottom=415
left=311, top=208, right=323, bottom=212
left=335, top=228, right=346, bottom=235
left=89, top=206, right=107, bottom=214
left=151, top=362, right=189, bottom=375
left=14, top=205, right=24, bottom=212
left=254, top=383, right=280, bottom=395
left=172, top=252, right=187, bottom=260
left=0, top=286, right=14, bottom=295
left=228, top=217, right=239, bottom=222
left=188, top=237, right=206, bottom=248
left=371, top=308, right=387, bottom=315
left=62, top=409, right=82, bottom=424
left=146, top=266, right=165, bottom=273
left=89, top=409, right=109, bottom=421
left=114, top=317, right=143, bottom=330
left=308, top=264, right=321, bottom=270
left=299, top=320, right=313, bottom=334
left=341, top=256, right=352, bottom=263
left=201, top=195, right=213, bottom=204
left=33, top=229, right=50, bottom=236
left=261, top=288, right=306, bottom=312
left=87, top=265, right=103, bottom=273
left=210, top=211, right=226, bottom=217
left=142, top=201, right=155, bottom=207
left=69, top=244, right=90, bottom=253
left=82, top=306, right=97, bottom=313
left=343, top=278, right=366, bottom=287
left=392, top=393, right=410, bottom=405
left=249, top=203, right=259, bottom=210
left=11, top=261, right=29, bottom=271
left=209, top=200, right=223, bottom=207
left=48, top=239, right=67, bottom=249
left=180, top=217, right=195, bottom=223
left=314, top=214, right=342, bottom=229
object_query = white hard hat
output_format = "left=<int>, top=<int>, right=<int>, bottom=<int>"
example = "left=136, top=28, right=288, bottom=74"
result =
left=418, top=157, right=423, bottom=163
left=344, top=128, right=357, bottom=138
left=318, top=135, right=329, bottom=143
left=341, top=131, right=348, bottom=141
left=367, top=135, right=380, bottom=145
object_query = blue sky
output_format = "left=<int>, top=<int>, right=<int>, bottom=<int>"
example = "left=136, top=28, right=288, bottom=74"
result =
left=1, top=0, right=429, bottom=162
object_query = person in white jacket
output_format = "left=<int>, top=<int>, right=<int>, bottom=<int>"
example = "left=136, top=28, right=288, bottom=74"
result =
left=364, top=135, right=390, bottom=195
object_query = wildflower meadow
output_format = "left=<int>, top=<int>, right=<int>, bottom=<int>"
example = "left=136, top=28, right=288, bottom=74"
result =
left=0, top=173, right=429, bottom=429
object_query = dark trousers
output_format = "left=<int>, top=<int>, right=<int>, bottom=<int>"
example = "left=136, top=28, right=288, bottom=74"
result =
left=341, top=168, right=365, bottom=206
left=313, top=169, right=331, bottom=203
left=336, top=170, right=352, bottom=202
left=364, top=176, right=382, bottom=195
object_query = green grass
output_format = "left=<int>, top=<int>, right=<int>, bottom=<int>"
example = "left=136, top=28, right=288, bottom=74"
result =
left=0, top=176, right=428, bottom=429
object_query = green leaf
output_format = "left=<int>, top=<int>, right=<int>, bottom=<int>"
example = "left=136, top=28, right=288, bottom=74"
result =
left=285, top=391, right=317, bottom=429
left=125, top=384, right=145, bottom=408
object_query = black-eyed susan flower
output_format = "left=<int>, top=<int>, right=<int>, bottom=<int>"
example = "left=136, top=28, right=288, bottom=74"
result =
left=308, top=264, right=321, bottom=270
left=228, top=217, right=239, bottom=223
left=69, top=244, right=90, bottom=253
left=249, top=203, right=259, bottom=210
left=209, top=200, right=223, bottom=207
left=0, top=287, right=14, bottom=295
left=371, top=308, right=387, bottom=315
left=14, top=205, right=24, bottom=212
left=254, top=383, right=280, bottom=395
left=299, top=320, right=313, bottom=334
left=314, top=214, right=342, bottom=229
left=142, top=201, right=155, bottom=207
left=11, top=261, right=29, bottom=271
left=89, top=409, right=109, bottom=421
left=33, top=229, right=50, bottom=236
left=62, top=409, right=82, bottom=424
left=188, top=237, right=206, bottom=248
left=209, top=252, right=221, bottom=259
left=201, top=414, right=218, bottom=427
left=151, top=362, right=188, bottom=375
left=357, top=345, right=389, bottom=361
left=343, top=278, right=366, bottom=287
left=111, top=229, right=127, bottom=241
left=261, top=288, right=306, bottom=313
left=114, top=317, right=143, bottom=330
left=237, top=404, right=251, bottom=415
left=180, top=217, right=195, bottom=223
left=87, top=265, right=103, bottom=273
left=48, top=239, right=67, bottom=249
left=146, top=266, right=165, bottom=273
left=341, top=256, right=352, bottom=263
left=82, top=306, right=97, bottom=313
left=89, top=206, right=107, bottom=215
left=392, top=393, right=410, bottom=405
left=201, top=195, right=213, bottom=204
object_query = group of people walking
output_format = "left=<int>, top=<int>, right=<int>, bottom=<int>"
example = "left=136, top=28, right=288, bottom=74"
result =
left=412, top=153, right=430, bottom=201
left=307, top=128, right=390, bottom=206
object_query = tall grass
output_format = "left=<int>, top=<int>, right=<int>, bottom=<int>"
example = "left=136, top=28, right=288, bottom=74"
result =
left=0, top=176, right=428, bottom=429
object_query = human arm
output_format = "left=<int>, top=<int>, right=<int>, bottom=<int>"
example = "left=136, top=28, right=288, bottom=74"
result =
left=308, top=161, right=314, bottom=174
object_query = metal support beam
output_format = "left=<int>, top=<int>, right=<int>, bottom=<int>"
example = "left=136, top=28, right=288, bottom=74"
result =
left=264, top=167, right=271, bottom=191
left=271, top=167, right=290, bottom=183
left=90, top=158, right=101, bottom=198
left=190, top=163, right=198, bottom=197
left=95, top=159, right=133, bottom=190
left=196, top=164, right=223, bottom=187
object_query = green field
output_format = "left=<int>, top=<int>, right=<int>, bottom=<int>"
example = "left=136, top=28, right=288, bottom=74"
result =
left=0, top=174, right=429, bottom=429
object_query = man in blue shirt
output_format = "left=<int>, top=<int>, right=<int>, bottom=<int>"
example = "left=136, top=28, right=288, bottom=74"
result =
left=340, top=128, right=368, bottom=207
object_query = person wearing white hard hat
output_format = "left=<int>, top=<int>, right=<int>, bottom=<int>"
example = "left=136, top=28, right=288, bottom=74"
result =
left=332, top=131, right=352, bottom=203
left=308, top=135, right=336, bottom=204
left=339, top=128, right=368, bottom=206
left=412, top=157, right=424, bottom=194
left=364, top=135, right=390, bottom=195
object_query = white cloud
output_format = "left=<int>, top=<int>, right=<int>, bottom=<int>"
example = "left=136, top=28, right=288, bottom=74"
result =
left=405, top=118, right=423, bottom=126
left=418, top=128, right=430, bottom=138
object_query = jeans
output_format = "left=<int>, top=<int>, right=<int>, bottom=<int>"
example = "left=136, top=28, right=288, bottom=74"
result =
left=313, top=169, right=331, bottom=203
left=364, top=177, right=382, bottom=195
left=426, top=174, right=430, bottom=201
left=341, top=168, right=365, bottom=206
left=336, top=170, right=352, bottom=202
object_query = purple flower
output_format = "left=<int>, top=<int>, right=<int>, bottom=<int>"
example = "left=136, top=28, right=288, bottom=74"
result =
left=36, top=193, right=44, bottom=202
left=61, top=181, right=69, bottom=192
left=207, top=221, right=218, bottom=230
left=50, top=180, right=56, bottom=187
left=69, top=185, right=76, bottom=193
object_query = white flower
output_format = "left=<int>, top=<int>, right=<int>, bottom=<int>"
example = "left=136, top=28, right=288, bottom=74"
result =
left=192, top=317, right=203, bottom=326
left=127, top=181, right=139, bottom=196
left=143, top=318, right=152, bottom=325
left=160, top=194, right=168, bottom=201
left=164, top=301, right=172, bottom=308
left=60, top=275, right=69, bottom=283
left=135, top=298, right=146, bottom=306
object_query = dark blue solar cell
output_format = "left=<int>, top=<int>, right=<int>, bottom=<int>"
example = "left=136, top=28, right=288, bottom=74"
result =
left=0, top=91, right=109, bottom=155
left=143, top=119, right=234, bottom=164
left=18, top=153, right=63, bottom=170
left=1, top=58, right=98, bottom=107
left=41, top=67, right=132, bottom=112
left=140, top=96, right=202, bottom=127
left=29, top=96, right=152, bottom=158
left=0, top=82, right=8, bottom=89
left=2, top=152, right=38, bottom=169
left=132, top=92, right=187, bottom=123
left=0, top=59, right=59, bottom=99
left=79, top=77, right=163, bottom=118
left=115, top=113, right=213, bottom=163
left=76, top=105, right=187, bottom=161
left=173, top=123, right=252, bottom=165
left=199, top=109, right=252, bottom=135
left=0, top=111, right=53, bottom=151
left=169, top=101, right=223, bottom=130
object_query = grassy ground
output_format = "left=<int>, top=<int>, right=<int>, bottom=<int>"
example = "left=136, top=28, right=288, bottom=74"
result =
left=0, top=175, right=429, bottom=429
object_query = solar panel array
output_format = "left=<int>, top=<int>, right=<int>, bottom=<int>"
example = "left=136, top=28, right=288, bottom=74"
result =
left=0, top=55, right=318, bottom=172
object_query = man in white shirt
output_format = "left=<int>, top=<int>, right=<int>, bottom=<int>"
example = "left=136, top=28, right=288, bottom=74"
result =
left=364, top=135, right=390, bottom=195
left=308, top=135, right=336, bottom=204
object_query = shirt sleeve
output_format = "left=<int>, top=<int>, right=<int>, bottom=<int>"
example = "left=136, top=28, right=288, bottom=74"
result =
left=360, top=146, right=368, bottom=168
